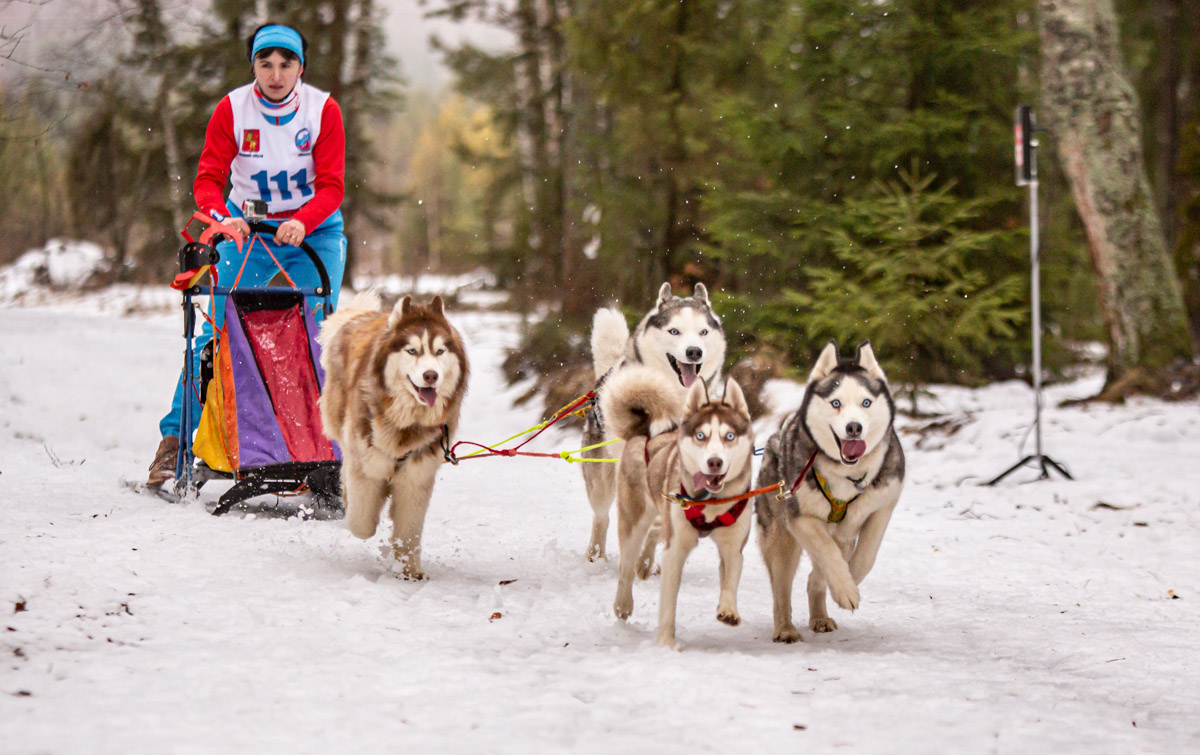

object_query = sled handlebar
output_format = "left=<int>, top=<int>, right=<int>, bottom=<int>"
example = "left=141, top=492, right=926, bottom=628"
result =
left=246, top=221, right=333, bottom=296
left=176, top=213, right=334, bottom=297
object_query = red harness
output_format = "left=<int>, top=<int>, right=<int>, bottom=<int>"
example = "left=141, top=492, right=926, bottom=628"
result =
left=680, top=486, right=748, bottom=536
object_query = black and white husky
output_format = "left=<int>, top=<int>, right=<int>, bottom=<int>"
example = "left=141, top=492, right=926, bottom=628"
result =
left=579, top=282, right=728, bottom=560
left=755, top=341, right=905, bottom=643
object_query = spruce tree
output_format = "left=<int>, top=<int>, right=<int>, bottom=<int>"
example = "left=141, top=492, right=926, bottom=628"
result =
left=786, top=169, right=1026, bottom=405
left=702, top=0, right=1043, bottom=380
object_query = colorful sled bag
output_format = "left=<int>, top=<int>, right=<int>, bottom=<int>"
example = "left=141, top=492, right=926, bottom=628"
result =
left=191, top=290, right=340, bottom=501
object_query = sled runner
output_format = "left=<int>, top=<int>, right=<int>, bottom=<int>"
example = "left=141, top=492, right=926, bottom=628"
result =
left=172, top=211, right=341, bottom=515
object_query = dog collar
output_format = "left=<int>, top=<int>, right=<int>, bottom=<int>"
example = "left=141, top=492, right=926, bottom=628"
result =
left=812, top=468, right=861, bottom=523
left=674, top=483, right=716, bottom=504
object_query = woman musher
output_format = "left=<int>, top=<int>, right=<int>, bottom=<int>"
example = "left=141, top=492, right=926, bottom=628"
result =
left=147, top=23, right=347, bottom=487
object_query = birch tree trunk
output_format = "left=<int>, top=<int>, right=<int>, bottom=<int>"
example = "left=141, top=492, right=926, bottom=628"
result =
left=134, top=0, right=185, bottom=233
left=514, top=0, right=550, bottom=300
left=545, top=0, right=578, bottom=308
left=1038, top=0, right=1193, bottom=393
left=156, top=78, right=185, bottom=233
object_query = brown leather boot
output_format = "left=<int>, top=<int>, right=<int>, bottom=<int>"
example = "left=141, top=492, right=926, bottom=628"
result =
left=146, top=436, right=179, bottom=488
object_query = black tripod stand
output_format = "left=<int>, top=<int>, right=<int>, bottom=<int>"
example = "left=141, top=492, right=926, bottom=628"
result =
left=987, top=106, right=1071, bottom=486
left=985, top=390, right=1074, bottom=484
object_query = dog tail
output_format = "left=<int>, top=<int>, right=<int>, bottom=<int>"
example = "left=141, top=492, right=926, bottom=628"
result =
left=317, top=289, right=381, bottom=349
left=591, top=307, right=630, bottom=379
left=600, top=364, right=684, bottom=441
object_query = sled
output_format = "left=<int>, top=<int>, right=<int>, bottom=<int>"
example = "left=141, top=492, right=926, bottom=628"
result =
left=171, top=212, right=341, bottom=515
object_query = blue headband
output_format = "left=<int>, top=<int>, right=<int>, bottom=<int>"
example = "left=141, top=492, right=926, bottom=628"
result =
left=252, top=25, right=304, bottom=65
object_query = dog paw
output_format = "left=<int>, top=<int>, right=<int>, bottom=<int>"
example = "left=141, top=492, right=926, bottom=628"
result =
left=613, top=597, right=633, bottom=620
left=829, top=581, right=860, bottom=611
left=345, top=517, right=377, bottom=540
left=656, top=632, right=677, bottom=648
left=716, top=610, right=740, bottom=626
left=773, top=626, right=803, bottom=643
left=809, top=617, right=838, bottom=633
left=393, top=564, right=425, bottom=581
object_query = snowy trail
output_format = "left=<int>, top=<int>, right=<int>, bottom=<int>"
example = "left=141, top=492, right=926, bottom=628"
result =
left=2, top=302, right=1199, bottom=753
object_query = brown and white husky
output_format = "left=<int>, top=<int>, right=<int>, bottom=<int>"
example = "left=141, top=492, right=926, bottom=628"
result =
left=317, top=291, right=470, bottom=580
left=601, top=365, right=755, bottom=647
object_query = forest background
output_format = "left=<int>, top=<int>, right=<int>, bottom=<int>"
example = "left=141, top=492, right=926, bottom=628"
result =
left=2, top=0, right=1198, bottom=407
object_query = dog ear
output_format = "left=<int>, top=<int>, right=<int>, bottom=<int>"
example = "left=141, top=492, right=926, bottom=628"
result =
left=387, top=295, right=412, bottom=329
left=685, top=377, right=708, bottom=414
left=809, top=340, right=840, bottom=382
left=692, top=282, right=709, bottom=304
left=722, top=377, right=749, bottom=417
left=656, top=282, right=674, bottom=306
left=430, top=295, right=445, bottom=316
left=856, top=340, right=886, bottom=381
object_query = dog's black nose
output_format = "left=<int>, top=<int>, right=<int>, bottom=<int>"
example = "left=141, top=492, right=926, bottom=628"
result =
left=845, top=422, right=863, bottom=438
left=706, top=457, right=724, bottom=473
left=685, top=346, right=703, bottom=362
left=423, top=370, right=439, bottom=385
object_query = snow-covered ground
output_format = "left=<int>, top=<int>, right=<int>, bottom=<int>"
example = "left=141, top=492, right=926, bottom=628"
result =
left=2, top=290, right=1199, bottom=753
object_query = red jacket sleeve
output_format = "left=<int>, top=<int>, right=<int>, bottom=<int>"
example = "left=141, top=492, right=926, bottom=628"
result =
left=292, top=97, right=346, bottom=231
left=193, top=97, right=237, bottom=217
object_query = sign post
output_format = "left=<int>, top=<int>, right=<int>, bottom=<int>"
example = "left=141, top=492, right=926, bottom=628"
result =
left=987, top=105, right=1072, bottom=485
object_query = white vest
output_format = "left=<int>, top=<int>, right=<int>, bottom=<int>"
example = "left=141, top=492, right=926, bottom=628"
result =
left=227, top=82, right=331, bottom=215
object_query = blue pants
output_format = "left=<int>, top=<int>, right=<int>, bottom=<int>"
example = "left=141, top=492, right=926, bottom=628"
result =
left=159, top=213, right=347, bottom=439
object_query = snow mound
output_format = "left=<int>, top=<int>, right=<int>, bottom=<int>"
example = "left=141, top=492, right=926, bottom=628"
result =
left=353, top=268, right=507, bottom=309
left=0, top=240, right=186, bottom=314
left=0, top=238, right=109, bottom=303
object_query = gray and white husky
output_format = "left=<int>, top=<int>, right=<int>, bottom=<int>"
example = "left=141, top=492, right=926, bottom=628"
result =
left=755, top=341, right=905, bottom=643
left=580, top=282, right=728, bottom=560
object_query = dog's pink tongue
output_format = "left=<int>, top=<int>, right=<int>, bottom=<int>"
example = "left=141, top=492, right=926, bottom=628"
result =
left=417, top=387, right=438, bottom=407
left=692, top=471, right=722, bottom=491
left=679, top=362, right=699, bottom=387
left=841, top=438, right=867, bottom=460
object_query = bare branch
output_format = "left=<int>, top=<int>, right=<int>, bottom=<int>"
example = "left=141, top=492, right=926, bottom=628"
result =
left=1, top=22, right=32, bottom=60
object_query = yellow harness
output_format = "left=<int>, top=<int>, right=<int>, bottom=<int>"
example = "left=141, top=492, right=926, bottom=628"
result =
left=812, top=468, right=861, bottom=524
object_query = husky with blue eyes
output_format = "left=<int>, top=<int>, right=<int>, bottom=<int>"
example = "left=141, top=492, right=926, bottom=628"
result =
left=755, top=340, right=905, bottom=643
left=580, top=282, right=727, bottom=562
left=601, top=365, right=754, bottom=648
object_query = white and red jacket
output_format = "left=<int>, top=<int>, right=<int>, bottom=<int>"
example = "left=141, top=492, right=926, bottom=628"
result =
left=194, top=82, right=345, bottom=231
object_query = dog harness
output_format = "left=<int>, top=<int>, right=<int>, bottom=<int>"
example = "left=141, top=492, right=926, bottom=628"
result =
left=676, top=486, right=748, bottom=536
left=811, top=468, right=861, bottom=524
left=386, top=425, right=454, bottom=469
left=780, top=450, right=863, bottom=523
